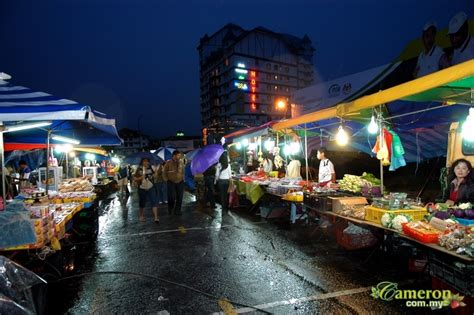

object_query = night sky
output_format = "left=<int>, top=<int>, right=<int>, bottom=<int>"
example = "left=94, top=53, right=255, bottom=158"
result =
left=0, top=0, right=472, bottom=138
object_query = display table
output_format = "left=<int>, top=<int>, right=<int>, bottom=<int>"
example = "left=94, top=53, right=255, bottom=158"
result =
left=307, top=206, right=474, bottom=263
left=233, top=179, right=265, bottom=204
left=94, top=179, right=118, bottom=198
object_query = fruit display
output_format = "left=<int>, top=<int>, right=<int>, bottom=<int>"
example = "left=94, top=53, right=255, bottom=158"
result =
left=59, top=178, right=94, bottom=192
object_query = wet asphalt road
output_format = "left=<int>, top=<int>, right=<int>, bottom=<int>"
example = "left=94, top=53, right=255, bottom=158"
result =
left=46, top=190, right=440, bottom=314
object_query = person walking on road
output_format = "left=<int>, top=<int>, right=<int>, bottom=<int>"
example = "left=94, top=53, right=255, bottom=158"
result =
left=154, top=162, right=167, bottom=205
left=117, top=163, right=130, bottom=197
left=163, top=151, right=185, bottom=215
left=215, top=150, right=231, bottom=211
left=203, top=163, right=217, bottom=209
left=134, top=158, right=159, bottom=223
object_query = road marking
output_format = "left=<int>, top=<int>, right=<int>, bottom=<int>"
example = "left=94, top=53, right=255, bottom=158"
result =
left=178, top=226, right=187, bottom=234
left=108, top=222, right=267, bottom=238
left=212, top=286, right=372, bottom=314
left=218, top=299, right=237, bottom=315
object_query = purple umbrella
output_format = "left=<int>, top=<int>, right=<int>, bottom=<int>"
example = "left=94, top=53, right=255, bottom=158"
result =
left=190, top=144, right=224, bottom=175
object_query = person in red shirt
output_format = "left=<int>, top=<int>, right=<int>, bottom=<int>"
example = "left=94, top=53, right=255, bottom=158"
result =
left=445, top=159, right=474, bottom=205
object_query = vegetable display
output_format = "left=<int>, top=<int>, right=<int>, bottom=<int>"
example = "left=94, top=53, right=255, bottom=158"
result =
left=379, top=213, right=412, bottom=231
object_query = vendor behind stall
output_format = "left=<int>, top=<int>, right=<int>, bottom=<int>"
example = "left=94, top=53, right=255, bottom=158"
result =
left=317, top=147, right=336, bottom=187
left=445, top=158, right=474, bottom=205
left=18, top=160, right=32, bottom=189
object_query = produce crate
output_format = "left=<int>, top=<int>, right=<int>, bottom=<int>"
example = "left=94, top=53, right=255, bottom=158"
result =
left=364, top=205, right=427, bottom=225
left=333, top=221, right=378, bottom=250
left=402, top=223, right=440, bottom=243
left=332, top=197, right=368, bottom=212
left=429, top=251, right=474, bottom=296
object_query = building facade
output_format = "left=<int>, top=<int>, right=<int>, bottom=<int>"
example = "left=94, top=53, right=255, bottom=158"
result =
left=115, top=128, right=150, bottom=156
left=198, top=24, right=315, bottom=134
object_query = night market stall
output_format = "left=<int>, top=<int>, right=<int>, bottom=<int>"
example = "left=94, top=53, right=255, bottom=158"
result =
left=268, top=59, right=474, bottom=303
left=0, top=80, right=121, bottom=258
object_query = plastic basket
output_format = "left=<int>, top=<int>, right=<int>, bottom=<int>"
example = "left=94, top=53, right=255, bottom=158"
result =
left=333, top=221, right=378, bottom=250
left=364, top=206, right=427, bottom=225
left=429, top=251, right=474, bottom=296
left=402, top=223, right=440, bottom=243
left=455, top=218, right=474, bottom=226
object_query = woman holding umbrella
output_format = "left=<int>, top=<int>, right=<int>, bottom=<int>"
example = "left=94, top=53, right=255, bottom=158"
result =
left=215, top=150, right=231, bottom=210
left=134, top=158, right=159, bottom=222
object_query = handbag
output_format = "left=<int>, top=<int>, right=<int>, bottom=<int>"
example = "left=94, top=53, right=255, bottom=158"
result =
left=140, top=167, right=154, bottom=190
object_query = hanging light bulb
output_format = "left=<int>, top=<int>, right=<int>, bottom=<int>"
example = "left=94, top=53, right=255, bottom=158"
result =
left=290, top=142, right=300, bottom=154
left=462, top=108, right=474, bottom=142
left=264, top=139, right=275, bottom=151
left=368, top=115, right=379, bottom=134
left=336, top=126, right=349, bottom=146
left=283, top=144, right=291, bottom=156
left=235, top=142, right=242, bottom=150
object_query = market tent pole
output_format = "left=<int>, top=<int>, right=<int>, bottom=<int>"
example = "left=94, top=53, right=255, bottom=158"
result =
left=304, top=124, right=309, bottom=181
left=0, top=122, right=6, bottom=207
left=379, top=117, right=384, bottom=195
left=46, top=130, right=51, bottom=195
left=65, top=152, right=68, bottom=179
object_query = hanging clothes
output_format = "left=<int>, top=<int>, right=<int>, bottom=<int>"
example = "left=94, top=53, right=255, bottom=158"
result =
left=372, top=128, right=393, bottom=166
left=389, top=130, right=407, bottom=171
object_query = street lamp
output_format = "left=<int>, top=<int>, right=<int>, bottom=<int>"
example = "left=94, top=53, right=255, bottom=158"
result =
left=275, top=98, right=289, bottom=118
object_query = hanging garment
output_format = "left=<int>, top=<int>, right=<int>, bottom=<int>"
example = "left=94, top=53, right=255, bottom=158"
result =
left=388, top=130, right=406, bottom=171
left=372, top=128, right=393, bottom=166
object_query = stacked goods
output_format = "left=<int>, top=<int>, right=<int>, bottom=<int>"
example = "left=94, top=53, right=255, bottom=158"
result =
left=402, top=221, right=441, bottom=243
left=338, top=173, right=382, bottom=194
left=380, top=213, right=413, bottom=231
left=439, top=225, right=474, bottom=257
left=335, top=204, right=367, bottom=220
left=338, top=174, right=366, bottom=193
left=430, top=202, right=474, bottom=225
left=59, top=178, right=94, bottom=192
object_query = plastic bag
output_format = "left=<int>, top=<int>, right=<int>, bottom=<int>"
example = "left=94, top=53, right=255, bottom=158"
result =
left=0, top=256, right=47, bottom=314
left=0, top=202, right=36, bottom=249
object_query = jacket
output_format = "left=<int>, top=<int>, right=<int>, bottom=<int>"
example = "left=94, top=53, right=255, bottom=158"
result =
left=163, top=159, right=184, bottom=183
left=445, top=178, right=474, bottom=204
left=154, top=165, right=165, bottom=183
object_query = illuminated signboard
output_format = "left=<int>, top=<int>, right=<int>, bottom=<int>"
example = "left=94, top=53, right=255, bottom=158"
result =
left=234, top=62, right=258, bottom=111
left=234, top=81, right=248, bottom=90
left=235, top=68, right=248, bottom=74
left=250, top=70, right=257, bottom=111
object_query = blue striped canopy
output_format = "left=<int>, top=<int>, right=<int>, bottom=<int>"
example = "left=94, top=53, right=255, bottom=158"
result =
left=0, top=80, right=122, bottom=145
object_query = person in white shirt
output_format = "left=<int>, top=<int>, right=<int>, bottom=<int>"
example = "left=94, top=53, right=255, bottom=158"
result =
left=317, top=147, right=335, bottom=186
left=286, top=158, right=301, bottom=178
left=262, top=154, right=273, bottom=173
left=215, top=151, right=232, bottom=210
left=448, top=11, right=474, bottom=65
left=414, top=21, right=444, bottom=78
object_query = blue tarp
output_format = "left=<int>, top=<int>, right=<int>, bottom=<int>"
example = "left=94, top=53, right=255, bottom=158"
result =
left=297, top=101, right=469, bottom=163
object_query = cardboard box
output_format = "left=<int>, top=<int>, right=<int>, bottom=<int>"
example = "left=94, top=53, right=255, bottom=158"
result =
left=330, top=197, right=368, bottom=212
